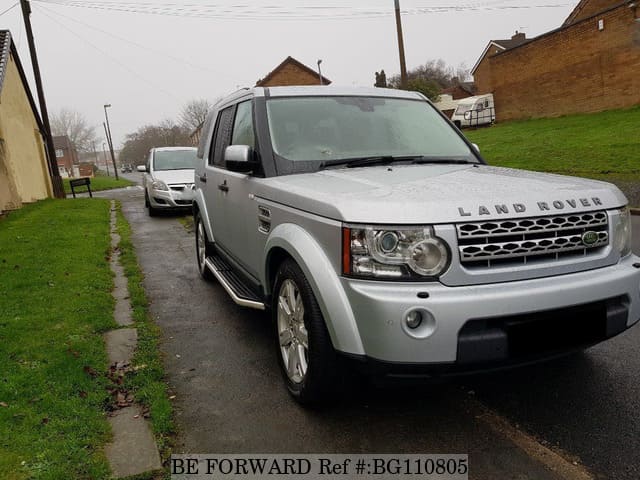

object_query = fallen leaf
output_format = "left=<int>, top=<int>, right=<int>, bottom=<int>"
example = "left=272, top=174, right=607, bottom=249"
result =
left=169, top=395, right=176, bottom=400
left=83, top=366, right=98, bottom=378
left=176, top=354, right=181, bottom=358
left=0, top=402, right=8, bottom=407
left=41, top=417, right=49, bottom=425
left=79, top=391, right=88, bottom=399
left=133, top=414, right=140, bottom=419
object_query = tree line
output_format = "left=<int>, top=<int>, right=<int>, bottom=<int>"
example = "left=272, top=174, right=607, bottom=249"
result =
left=50, top=99, right=211, bottom=167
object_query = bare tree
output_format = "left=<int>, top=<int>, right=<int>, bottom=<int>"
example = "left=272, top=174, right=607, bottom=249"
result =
left=50, top=108, right=97, bottom=153
left=180, top=99, right=211, bottom=133
left=119, top=121, right=191, bottom=166
left=386, top=59, right=472, bottom=99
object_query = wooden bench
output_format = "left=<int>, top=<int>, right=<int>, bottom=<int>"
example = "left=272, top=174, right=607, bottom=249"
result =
left=69, top=177, right=93, bottom=198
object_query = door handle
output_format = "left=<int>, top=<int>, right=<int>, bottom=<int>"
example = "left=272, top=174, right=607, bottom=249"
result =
left=218, top=180, right=229, bottom=192
left=199, top=174, right=207, bottom=183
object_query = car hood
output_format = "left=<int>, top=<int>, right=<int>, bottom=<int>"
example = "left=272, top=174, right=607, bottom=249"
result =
left=152, top=169, right=195, bottom=185
left=255, top=164, right=627, bottom=224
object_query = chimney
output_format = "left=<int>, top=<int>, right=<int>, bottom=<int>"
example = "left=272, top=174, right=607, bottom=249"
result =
left=512, top=30, right=526, bottom=42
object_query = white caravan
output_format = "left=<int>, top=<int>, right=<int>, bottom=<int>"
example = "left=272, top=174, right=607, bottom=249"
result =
left=451, top=94, right=495, bottom=128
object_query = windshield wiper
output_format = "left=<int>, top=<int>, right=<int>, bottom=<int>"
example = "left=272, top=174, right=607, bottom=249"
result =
left=319, top=155, right=478, bottom=170
left=320, top=156, right=416, bottom=170
left=410, top=157, right=477, bottom=165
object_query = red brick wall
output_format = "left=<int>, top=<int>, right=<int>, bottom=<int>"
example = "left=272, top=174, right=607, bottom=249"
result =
left=474, top=51, right=499, bottom=94
left=489, top=4, right=640, bottom=121
left=260, top=64, right=321, bottom=87
left=566, top=0, right=623, bottom=24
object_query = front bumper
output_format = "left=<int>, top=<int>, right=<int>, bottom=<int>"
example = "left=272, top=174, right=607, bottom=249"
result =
left=149, top=187, right=195, bottom=209
left=339, top=254, right=640, bottom=366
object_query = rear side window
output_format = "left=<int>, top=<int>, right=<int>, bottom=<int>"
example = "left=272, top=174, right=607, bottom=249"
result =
left=209, top=106, right=236, bottom=167
left=231, top=100, right=255, bottom=148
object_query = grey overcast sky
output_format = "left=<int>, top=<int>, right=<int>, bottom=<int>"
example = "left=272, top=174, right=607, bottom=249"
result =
left=1, top=0, right=575, bottom=147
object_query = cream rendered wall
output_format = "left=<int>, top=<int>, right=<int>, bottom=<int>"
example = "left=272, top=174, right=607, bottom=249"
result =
left=0, top=51, right=52, bottom=212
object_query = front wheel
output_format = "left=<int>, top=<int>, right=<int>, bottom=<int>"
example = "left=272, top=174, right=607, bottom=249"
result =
left=145, top=190, right=158, bottom=217
left=195, top=213, right=214, bottom=281
left=273, top=259, right=339, bottom=404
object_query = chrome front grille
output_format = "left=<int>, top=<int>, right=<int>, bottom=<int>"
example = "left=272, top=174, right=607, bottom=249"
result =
left=456, top=211, right=609, bottom=268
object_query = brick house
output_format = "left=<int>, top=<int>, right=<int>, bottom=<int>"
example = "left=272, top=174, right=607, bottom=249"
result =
left=440, top=82, right=476, bottom=101
left=471, top=32, right=528, bottom=94
left=0, top=30, right=53, bottom=213
left=255, top=56, right=331, bottom=87
left=53, top=135, right=78, bottom=178
left=472, top=0, right=640, bottom=121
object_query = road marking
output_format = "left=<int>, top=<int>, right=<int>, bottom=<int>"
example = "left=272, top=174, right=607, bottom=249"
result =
left=466, top=396, right=593, bottom=480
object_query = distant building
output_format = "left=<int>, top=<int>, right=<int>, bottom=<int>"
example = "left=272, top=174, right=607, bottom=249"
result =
left=472, top=0, right=640, bottom=121
left=0, top=30, right=53, bottom=213
left=471, top=32, right=528, bottom=95
left=53, top=135, right=79, bottom=178
left=440, top=81, right=476, bottom=101
left=255, top=56, right=331, bottom=87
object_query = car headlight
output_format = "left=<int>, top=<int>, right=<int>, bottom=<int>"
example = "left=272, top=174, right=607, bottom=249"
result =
left=151, top=180, right=169, bottom=191
left=342, top=225, right=450, bottom=280
left=614, top=207, right=632, bottom=257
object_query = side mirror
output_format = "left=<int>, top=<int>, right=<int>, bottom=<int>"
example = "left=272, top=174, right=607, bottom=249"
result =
left=225, top=145, right=257, bottom=173
left=472, top=143, right=480, bottom=152
left=464, top=111, right=471, bottom=120
left=137, top=165, right=146, bottom=172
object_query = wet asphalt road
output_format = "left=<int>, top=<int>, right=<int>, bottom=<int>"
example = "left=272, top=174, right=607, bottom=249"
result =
left=464, top=215, right=640, bottom=480
left=102, top=181, right=640, bottom=480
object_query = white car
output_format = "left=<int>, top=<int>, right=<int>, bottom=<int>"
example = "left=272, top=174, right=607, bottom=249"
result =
left=138, top=147, right=197, bottom=216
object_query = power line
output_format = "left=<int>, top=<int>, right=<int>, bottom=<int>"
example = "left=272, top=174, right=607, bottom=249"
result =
left=37, top=2, right=235, bottom=78
left=34, top=0, right=573, bottom=21
left=0, top=2, right=19, bottom=17
left=35, top=4, right=181, bottom=100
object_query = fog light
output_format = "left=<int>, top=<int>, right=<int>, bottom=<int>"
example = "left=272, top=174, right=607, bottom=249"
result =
left=405, top=310, right=423, bottom=329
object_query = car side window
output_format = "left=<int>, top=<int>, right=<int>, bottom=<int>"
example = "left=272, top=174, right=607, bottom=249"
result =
left=231, top=100, right=255, bottom=148
left=209, top=106, right=236, bottom=167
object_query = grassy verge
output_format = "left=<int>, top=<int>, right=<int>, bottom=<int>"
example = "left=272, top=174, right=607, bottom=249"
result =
left=0, top=199, right=114, bottom=479
left=63, top=174, right=134, bottom=195
left=464, top=106, right=640, bottom=205
left=115, top=205, right=173, bottom=456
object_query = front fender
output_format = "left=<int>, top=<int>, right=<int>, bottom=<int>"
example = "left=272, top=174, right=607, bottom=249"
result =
left=193, top=189, right=215, bottom=242
left=264, top=223, right=365, bottom=356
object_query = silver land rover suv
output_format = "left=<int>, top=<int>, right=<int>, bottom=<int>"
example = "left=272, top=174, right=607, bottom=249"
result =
left=193, top=86, right=639, bottom=404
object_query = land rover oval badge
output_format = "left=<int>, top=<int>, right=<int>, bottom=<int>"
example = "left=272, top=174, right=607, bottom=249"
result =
left=582, top=231, right=599, bottom=246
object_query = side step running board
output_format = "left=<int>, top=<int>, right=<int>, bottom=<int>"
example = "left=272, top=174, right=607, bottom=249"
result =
left=204, top=255, right=265, bottom=310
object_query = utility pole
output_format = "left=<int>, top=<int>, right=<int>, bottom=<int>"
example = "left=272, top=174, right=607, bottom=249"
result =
left=102, top=142, right=110, bottom=176
left=103, top=104, right=119, bottom=179
left=394, top=0, right=408, bottom=89
left=20, top=0, right=65, bottom=198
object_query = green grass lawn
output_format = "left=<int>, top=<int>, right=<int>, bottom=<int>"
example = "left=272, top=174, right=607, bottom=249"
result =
left=0, top=199, right=172, bottom=478
left=464, top=106, right=640, bottom=206
left=0, top=199, right=114, bottom=479
left=63, top=174, right=134, bottom=195
left=464, top=106, right=640, bottom=175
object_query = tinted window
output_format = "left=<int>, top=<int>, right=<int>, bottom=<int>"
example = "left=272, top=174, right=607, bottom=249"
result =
left=210, top=106, right=236, bottom=167
left=153, top=149, right=198, bottom=170
left=231, top=101, right=255, bottom=148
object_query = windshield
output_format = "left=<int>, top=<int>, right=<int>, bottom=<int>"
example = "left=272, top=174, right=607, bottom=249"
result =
left=153, top=149, right=198, bottom=171
left=266, top=96, right=474, bottom=164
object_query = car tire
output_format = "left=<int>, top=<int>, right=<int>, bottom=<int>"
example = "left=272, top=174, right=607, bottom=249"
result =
left=272, top=259, right=339, bottom=405
left=195, top=212, right=215, bottom=281
left=145, top=191, right=158, bottom=217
